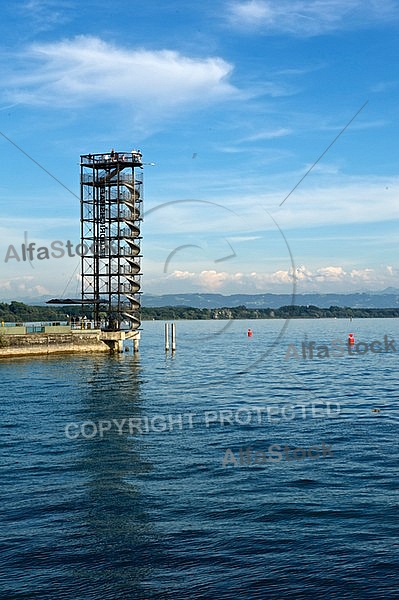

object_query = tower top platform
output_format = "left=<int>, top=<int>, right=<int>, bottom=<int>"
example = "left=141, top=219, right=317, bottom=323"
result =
left=80, top=150, right=142, bottom=168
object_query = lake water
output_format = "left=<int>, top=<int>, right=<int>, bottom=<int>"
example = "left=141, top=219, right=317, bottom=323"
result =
left=1, top=318, right=399, bottom=599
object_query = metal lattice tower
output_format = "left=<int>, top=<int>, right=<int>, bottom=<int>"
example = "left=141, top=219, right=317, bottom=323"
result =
left=80, top=150, right=143, bottom=331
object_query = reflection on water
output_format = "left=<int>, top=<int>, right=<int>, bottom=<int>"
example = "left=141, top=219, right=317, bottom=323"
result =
left=70, top=355, right=161, bottom=599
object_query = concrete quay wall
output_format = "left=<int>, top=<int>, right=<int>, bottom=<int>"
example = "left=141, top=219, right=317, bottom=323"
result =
left=0, top=330, right=109, bottom=358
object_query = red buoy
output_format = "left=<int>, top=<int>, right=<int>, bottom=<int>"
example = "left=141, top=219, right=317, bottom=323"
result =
left=348, top=333, right=355, bottom=345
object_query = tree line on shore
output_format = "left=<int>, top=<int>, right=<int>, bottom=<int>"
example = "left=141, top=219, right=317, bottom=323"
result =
left=1, top=301, right=399, bottom=323
left=140, top=305, right=399, bottom=319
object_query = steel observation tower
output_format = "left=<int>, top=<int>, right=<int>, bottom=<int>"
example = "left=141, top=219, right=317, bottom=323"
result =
left=80, top=150, right=143, bottom=337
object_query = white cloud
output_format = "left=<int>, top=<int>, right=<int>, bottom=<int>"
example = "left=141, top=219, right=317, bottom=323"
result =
left=3, top=36, right=239, bottom=114
left=162, top=263, right=398, bottom=293
left=320, top=119, right=387, bottom=131
left=244, top=127, right=293, bottom=141
left=228, top=235, right=263, bottom=242
left=370, top=80, right=398, bottom=93
left=226, top=0, right=399, bottom=35
left=0, top=218, right=79, bottom=251
left=144, top=175, right=399, bottom=237
left=292, top=265, right=397, bottom=289
left=19, top=0, right=72, bottom=32
left=0, top=275, right=50, bottom=296
left=316, top=266, right=346, bottom=279
left=274, top=178, right=399, bottom=229
left=228, top=0, right=276, bottom=26
left=171, top=267, right=349, bottom=289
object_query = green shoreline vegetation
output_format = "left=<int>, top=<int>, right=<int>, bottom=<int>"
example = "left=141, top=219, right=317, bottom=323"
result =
left=1, top=301, right=399, bottom=323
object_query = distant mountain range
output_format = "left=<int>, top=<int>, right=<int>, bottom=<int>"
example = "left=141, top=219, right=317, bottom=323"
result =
left=3, top=289, right=399, bottom=309
left=141, top=290, right=399, bottom=309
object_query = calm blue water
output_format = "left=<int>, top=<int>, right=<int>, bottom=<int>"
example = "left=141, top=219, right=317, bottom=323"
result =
left=1, top=318, right=399, bottom=599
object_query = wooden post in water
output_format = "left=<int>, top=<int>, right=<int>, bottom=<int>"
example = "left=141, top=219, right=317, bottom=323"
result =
left=165, top=323, right=170, bottom=352
left=171, top=323, right=176, bottom=352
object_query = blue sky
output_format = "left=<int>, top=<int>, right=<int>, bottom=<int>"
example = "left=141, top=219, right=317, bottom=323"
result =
left=0, top=0, right=398, bottom=299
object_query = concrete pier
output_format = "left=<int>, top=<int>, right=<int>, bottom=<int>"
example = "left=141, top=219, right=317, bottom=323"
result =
left=99, top=330, right=141, bottom=353
left=0, top=326, right=141, bottom=358
left=126, top=329, right=140, bottom=353
left=0, top=329, right=109, bottom=358
left=100, top=331, right=126, bottom=353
